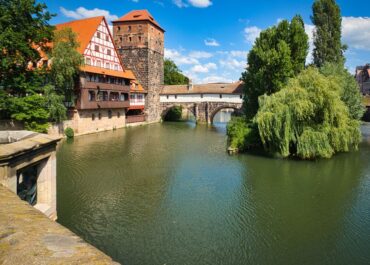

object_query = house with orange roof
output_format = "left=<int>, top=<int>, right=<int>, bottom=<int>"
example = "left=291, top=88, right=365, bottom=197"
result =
left=49, top=15, right=148, bottom=135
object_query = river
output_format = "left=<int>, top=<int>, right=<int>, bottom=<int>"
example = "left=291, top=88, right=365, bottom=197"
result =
left=57, top=122, right=370, bottom=265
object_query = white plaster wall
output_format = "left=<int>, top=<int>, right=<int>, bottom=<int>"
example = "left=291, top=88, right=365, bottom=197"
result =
left=160, top=94, right=243, bottom=103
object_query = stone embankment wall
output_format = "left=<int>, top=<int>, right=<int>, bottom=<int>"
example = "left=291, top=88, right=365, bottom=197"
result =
left=0, top=185, right=119, bottom=265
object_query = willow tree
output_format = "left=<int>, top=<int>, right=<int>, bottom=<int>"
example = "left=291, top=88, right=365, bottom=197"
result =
left=255, top=68, right=361, bottom=159
left=242, top=15, right=309, bottom=119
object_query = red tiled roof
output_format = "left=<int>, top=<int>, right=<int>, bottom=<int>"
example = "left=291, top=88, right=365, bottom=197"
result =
left=113, top=10, right=164, bottom=31
left=81, top=65, right=136, bottom=79
left=161, top=82, right=244, bottom=95
left=55, top=16, right=104, bottom=54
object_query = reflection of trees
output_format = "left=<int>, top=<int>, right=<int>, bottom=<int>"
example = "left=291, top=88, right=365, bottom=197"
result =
left=234, top=149, right=366, bottom=264
left=56, top=123, right=193, bottom=263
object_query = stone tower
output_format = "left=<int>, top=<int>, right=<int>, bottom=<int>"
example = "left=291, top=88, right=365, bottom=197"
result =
left=112, top=10, right=164, bottom=122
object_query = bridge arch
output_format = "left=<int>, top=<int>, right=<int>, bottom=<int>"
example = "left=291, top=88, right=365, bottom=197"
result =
left=161, top=103, right=196, bottom=121
left=209, top=104, right=242, bottom=124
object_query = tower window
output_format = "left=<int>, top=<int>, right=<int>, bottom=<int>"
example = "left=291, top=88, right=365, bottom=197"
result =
left=129, top=37, right=132, bottom=42
left=139, top=36, right=142, bottom=42
left=128, top=26, right=131, bottom=32
left=117, top=26, right=121, bottom=31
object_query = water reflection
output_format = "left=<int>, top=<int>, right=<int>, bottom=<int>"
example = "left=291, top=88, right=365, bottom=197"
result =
left=57, top=123, right=370, bottom=265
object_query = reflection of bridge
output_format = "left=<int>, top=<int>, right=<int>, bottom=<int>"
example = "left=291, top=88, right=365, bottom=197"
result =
left=160, top=82, right=243, bottom=123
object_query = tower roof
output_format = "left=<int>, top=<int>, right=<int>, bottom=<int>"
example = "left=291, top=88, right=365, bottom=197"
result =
left=113, top=10, right=164, bottom=32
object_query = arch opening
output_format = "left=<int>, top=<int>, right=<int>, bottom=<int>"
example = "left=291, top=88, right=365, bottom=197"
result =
left=162, top=105, right=196, bottom=122
left=210, top=106, right=241, bottom=124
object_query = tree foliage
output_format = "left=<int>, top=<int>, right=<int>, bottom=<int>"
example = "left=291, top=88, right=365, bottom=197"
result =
left=255, top=68, right=361, bottom=159
left=226, top=117, right=261, bottom=151
left=164, top=59, right=189, bottom=85
left=50, top=27, right=84, bottom=102
left=164, top=106, right=183, bottom=121
left=242, top=16, right=309, bottom=119
left=311, top=0, right=345, bottom=67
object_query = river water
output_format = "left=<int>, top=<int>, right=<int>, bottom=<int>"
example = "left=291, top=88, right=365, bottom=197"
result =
left=57, top=122, right=370, bottom=265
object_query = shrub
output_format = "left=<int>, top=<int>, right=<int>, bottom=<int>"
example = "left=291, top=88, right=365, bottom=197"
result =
left=64, top=127, right=74, bottom=138
left=164, top=106, right=183, bottom=121
left=227, top=117, right=261, bottom=151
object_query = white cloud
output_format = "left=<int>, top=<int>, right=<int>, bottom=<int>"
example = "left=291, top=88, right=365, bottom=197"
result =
left=342, top=17, right=370, bottom=51
left=60, top=7, right=118, bottom=22
left=201, top=75, right=234, bottom=83
left=191, top=63, right=217, bottom=73
left=204, top=38, right=220, bottom=47
left=219, top=58, right=246, bottom=70
left=173, top=0, right=188, bottom=8
left=218, top=50, right=248, bottom=58
left=189, top=51, right=213, bottom=59
left=188, top=0, right=212, bottom=8
left=165, top=48, right=199, bottom=65
left=305, top=24, right=315, bottom=63
left=244, top=26, right=262, bottom=44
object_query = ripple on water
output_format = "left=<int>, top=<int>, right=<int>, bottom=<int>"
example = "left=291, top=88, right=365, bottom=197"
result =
left=57, top=123, right=370, bottom=265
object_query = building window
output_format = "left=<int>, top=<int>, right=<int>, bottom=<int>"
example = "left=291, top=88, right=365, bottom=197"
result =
left=105, top=63, right=110, bottom=69
left=219, top=94, right=223, bottom=99
left=106, top=35, right=109, bottom=41
left=120, top=93, right=128, bottom=101
left=97, top=32, right=101, bottom=39
left=240, top=95, right=242, bottom=99
left=175, top=95, right=177, bottom=99
left=98, top=112, right=102, bottom=120
left=201, top=94, right=203, bottom=98
left=118, top=26, right=121, bottom=31
left=128, top=26, right=131, bottom=32
left=117, top=112, right=121, bottom=118
left=88, top=91, right=95, bottom=101
left=139, top=36, right=142, bottom=42
left=114, top=64, right=118, bottom=71
left=107, top=49, right=111, bottom=56
left=92, top=113, right=95, bottom=120
left=96, top=60, right=101, bottom=67
left=95, top=45, right=99, bottom=52
left=110, top=92, right=119, bottom=101
left=108, top=110, right=112, bottom=119
left=129, top=37, right=132, bottom=42
left=85, top=57, right=91, bottom=65
left=166, top=95, right=169, bottom=99
left=130, top=94, right=135, bottom=100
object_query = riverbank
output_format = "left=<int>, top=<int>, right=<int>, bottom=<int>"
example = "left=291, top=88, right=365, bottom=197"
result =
left=0, top=185, right=119, bottom=264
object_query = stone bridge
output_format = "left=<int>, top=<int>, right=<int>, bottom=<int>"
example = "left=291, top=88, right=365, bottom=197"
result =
left=160, top=82, right=244, bottom=124
left=160, top=101, right=242, bottom=123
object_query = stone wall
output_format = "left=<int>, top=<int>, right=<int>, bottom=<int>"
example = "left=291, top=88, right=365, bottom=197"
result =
left=160, top=102, right=242, bottom=124
left=48, top=109, right=126, bottom=137
left=0, top=120, right=23, bottom=131
left=0, top=185, right=118, bottom=265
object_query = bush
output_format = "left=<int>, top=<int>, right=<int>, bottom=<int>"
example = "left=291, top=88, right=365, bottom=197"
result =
left=164, top=106, right=183, bottom=121
left=226, top=117, right=261, bottom=151
left=64, top=127, right=74, bottom=138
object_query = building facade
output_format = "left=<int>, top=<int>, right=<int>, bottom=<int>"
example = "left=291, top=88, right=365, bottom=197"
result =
left=113, top=10, right=165, bottom=122
left=54, top=16, right=142, bottom=135
left=355, top=64, right=370, bottom=95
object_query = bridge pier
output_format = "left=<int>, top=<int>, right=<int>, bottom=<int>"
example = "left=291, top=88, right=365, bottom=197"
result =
left=161, top=102, right=243, bottom=124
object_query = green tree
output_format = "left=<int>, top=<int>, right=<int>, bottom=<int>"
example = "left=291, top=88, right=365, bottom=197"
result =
left=242, top=16, right=308, bottom=119
left=255, top=68, right=361, bottom=159
left=164, top=59, right=189, bottom=85
left=50, top=27, right=84, bottom=104
left=320, top=63, right=365, bottom=120
left=311, top=0, right=346, bottom=67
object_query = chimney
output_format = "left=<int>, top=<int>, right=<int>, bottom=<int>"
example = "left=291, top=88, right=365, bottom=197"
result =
left=188, top=79, right=193, bottom=91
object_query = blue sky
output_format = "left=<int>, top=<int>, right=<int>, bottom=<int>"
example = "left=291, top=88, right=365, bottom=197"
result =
left=44, top=0, right=370, bottom=84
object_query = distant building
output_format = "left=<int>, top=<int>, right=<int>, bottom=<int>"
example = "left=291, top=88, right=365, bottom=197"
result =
left=355, top=64, right=370, bottom=95
left=113, top=10, right=165, bottom=123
